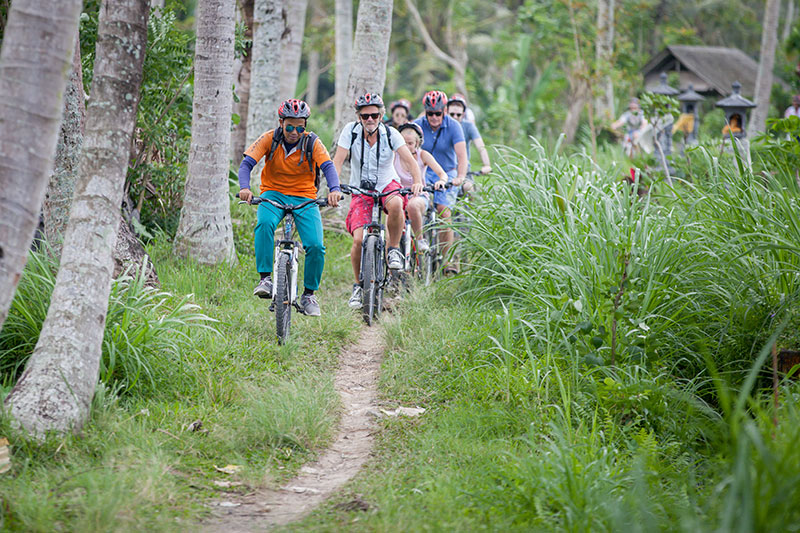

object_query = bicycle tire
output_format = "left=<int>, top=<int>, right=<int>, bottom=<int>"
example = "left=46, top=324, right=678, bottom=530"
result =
left=361, top=235, right=378, bottom=325
left=422, top=223, right=438, bottom=286
left=275, top=253, right=292, bottom=343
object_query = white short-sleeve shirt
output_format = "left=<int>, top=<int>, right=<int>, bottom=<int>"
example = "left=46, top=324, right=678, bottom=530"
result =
left=338, top=122, right=404, bottom=192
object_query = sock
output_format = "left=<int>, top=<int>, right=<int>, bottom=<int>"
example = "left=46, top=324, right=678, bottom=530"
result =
left=260, top=272, right=271, bottom=280
left=303, top=288, right=314, bottom=296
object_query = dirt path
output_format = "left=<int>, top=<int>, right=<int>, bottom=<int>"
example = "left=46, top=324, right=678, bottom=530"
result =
left=203, top=325, right=384, bottom=532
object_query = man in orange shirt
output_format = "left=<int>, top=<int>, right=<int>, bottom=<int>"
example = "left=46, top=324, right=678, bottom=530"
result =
left=238, top=99, right=342, bottom=316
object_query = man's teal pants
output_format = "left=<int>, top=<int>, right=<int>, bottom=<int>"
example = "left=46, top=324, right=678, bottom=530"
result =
left=255, top=190, right=325, bottom=291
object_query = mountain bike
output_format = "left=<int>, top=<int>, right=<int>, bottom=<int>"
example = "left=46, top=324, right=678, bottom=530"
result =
left=419, top=183, right=456, bottom=286
left=341, top=184, right=415, bottom=326
left=239, top=194, right=327, bottom=344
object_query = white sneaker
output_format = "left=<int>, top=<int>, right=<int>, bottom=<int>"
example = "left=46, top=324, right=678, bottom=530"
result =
left=348, top=284, right=363, bottom=308
left=387, top=247, right=404, bottom=270
left=416, top=238, right=430, bottom=253
left=253, top=277, right=272, bottom=298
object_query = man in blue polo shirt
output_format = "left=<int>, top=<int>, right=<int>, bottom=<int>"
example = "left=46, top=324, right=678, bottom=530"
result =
left=414, top=90, right=468, bottom=275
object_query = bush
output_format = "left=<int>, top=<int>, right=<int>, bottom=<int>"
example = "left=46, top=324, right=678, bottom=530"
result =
left=0, top=249, right=218, bottom=396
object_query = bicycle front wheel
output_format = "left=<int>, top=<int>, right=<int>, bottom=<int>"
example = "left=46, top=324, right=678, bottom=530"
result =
left=361, top=236, right=379, bottom=326
left=275, top=253, right=292, bottom=343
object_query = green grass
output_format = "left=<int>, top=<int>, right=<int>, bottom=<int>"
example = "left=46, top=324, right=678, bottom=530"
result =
left=0, top=205, right=361, bottom=531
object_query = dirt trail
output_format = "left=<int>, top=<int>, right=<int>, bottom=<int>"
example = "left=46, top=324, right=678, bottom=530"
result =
left=203, top=325, right=384, bottom=532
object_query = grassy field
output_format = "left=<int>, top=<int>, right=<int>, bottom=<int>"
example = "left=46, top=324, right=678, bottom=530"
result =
left=0, top=203, right=361, bottom=532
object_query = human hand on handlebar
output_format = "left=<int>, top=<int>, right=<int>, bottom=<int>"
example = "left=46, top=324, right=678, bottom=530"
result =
left=327, top=189, right=343, bottom=207
left=239, top=188, right=253, bottom=203
left=480, top=165, right=492, bottom=175
left=411, top=182, right=424, bottom=196
left=452, top=176, right=465, bottom=187
left=434, top=179, right=447, bottom=191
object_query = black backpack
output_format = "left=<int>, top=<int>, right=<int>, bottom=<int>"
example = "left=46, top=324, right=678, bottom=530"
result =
left=265, top=127, right=322, bottom=191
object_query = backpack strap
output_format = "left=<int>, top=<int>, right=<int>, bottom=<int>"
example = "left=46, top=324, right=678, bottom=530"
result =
left=265, top=128, right=283, bottom=161
left=298, top=132, right=322, bottom=191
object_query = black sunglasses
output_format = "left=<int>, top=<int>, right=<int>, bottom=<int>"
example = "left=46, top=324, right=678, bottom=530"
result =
left=449, top=112, right=462, bottom=118
left=426, top=111, right=443, bottom=117
left=360, top=112, right=381, bottom=120
left=284, top=124, right=305, bottom=133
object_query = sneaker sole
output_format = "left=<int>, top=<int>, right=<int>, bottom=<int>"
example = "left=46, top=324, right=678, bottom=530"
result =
left=254, top=290, right=272, bottom=299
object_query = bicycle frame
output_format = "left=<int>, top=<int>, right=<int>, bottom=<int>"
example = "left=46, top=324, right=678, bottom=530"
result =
left=272, top=212, right=301, bottom=307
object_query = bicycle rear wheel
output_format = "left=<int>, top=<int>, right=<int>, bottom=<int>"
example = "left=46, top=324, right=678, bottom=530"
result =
left=361, top=236, right=379, bottom=325
left=275, top=253, right=292, bottom=343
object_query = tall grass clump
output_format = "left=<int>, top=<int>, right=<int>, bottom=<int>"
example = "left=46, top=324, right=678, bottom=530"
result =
left=0, top=249, right=217, bottom=396
left=460, top=141, right=800, bottom=381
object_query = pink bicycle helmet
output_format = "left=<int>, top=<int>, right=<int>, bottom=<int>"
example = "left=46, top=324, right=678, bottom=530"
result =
left=447, top=93, right=468, bottom=109
left=277, top=99, right=311, bottom=119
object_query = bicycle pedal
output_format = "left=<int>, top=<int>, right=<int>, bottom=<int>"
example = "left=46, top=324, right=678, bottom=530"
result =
left=268, top=302, right=275, bottom=312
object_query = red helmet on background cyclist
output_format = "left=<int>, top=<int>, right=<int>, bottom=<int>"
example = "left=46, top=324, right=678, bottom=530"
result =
left=422, top=90, right=448, bottom=112
left=390, top=99, right=411, bottom=114
left=354, top=92, right=385, bottom=110
left=447, top=93, right=468, bottom=110
left=278, top=98, right=311, bottom=119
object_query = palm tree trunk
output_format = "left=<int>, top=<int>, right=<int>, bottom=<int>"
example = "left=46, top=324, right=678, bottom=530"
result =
left=307, top=49, right=321, bottom=107
left=334, top=0, right=353, bottom=131
left=0, top=0, right=83, bottom=332
left=43, top=37, right=86, bottom=259
left=751, top=0, right=780, bottom=134
left=230, top=0, right=254, bottom=163
left=174, top=0, right=237, bottom=265
left=247, top=0, right=283, bottom=145
left=278, top=0, right=309, bottom=101
left=594, top=0, right=616, bottom=123
left=5, top=0, right=150, bottom=437
left=335, top=0, right=393, bottom=137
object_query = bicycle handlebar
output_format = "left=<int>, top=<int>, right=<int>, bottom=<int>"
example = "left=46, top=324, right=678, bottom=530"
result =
left=235, top=193, right=327, bottom=210
left=340, top=183, right=452, bottom=197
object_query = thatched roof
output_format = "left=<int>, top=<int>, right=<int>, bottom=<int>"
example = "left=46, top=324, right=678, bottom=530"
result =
left=642, top=45, right=788, bottom=97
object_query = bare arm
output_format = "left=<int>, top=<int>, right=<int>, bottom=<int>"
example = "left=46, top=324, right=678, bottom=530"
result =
left=397, top=145, right=423, bottom=194
left=473, top=137, right=491, bottom=173
left=421, top=150, right=448, bottom=186
left=453, top=141, right=468, bottom=186
left=332, top=146, right=348, bottom=175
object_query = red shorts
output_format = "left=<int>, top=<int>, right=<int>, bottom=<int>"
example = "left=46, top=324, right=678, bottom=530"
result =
left=345, top=180, right=408, bottom=234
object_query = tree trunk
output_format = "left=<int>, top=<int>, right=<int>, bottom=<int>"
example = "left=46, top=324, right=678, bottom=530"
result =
left=174, top=0, right=237, bottom=264
left=751, top=0, right=781, bottom=135
left=562, top=73, right=589, bottom=144
left=278, top=0, right=309, bottom=101
left=334, top=0, right=353, bottom=132
left=42, top=37, right=86, bottom=260
left=307, top=49, right=321, bottom=107
left=5, top=0, right=149, bottom=437
left=231, top=0, right=254, bottom=164
left=783, top=0, right=796, bottom=42
left=334, top=0, right=393, bottom=137
left=0, top=0, right=83, bottom=332
left=247, top=0, right=284, bottom=146
left=595, top=0, right=616, bottom=123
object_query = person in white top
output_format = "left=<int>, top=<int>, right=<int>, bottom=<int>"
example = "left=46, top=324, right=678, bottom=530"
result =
left=332, top=93, right=423, bottom=308
left=785, top=94, right=800, bottom=118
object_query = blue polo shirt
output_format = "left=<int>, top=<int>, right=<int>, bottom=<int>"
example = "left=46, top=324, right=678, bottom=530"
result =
left=461, top=120, right=481, bottom=159
left=414, top=115, right=465, bottom=181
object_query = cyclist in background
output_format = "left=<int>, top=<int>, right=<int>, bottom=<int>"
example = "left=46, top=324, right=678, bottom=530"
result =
left=331, top=93, right=423, bottom=308
left=447, top=93, right=491, bottom=176
left=395, top=122, right=449, bottom=252
left=238, top=99, right=342, bottom=316
left=413, top=90, right=468, bottom=275
left=386, top=98, right=413, bottom=128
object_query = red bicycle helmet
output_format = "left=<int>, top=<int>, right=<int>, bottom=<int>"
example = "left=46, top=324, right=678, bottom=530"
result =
left=277, top=99, right=311, bottom=119
left=390, top=99, right=411, bottom=114
left=422, top=90, right=448, bottom=112
left=447, top=93, right=468, bottom=110
left=354, top=92, right=385, bottom=110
